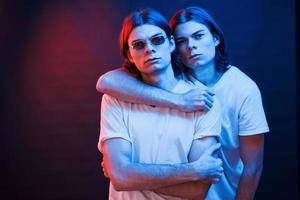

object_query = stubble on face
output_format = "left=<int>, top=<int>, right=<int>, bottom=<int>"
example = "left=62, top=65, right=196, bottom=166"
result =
left=174, top=21, right=218, bottom=70
left=127, top=24, right=173, bottom=76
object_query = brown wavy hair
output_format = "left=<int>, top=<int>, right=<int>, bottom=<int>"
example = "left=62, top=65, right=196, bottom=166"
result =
left=119, top=8, right=183, bottom=76
left=169, top=7, right=230, bottom=72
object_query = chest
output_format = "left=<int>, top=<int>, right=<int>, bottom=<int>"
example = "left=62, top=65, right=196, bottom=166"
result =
left=127, top=106, right=195, bottom=141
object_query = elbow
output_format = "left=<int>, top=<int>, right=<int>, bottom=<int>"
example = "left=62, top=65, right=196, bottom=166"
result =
left=111, top=181, right=127, bottom=192
left=96, top=68, right=126, bottom=93
left=111, top=180, right=132, bottom=192
left=110, top=172, right=132, bottom=191
left=96, top=74, right=107, bottom=93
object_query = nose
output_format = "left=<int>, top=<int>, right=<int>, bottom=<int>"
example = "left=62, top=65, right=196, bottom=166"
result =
left=187, top=38, right=197, bottom=50
left=144, top=41, right=156, bottom=54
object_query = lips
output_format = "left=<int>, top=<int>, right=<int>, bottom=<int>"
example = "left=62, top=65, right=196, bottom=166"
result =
left=189, top=54, right=202, bottom=59
left=145, top=57, right=160, bottom=64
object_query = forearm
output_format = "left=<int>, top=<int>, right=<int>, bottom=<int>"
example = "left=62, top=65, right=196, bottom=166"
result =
left=235, top=165, right=263, bottom=200
left=112, top=161, right=198, bottom=191
left=154, top=180, right=211, bottom=199
left=153, top=138, right=220, bottom=199
left=96, top=68, right=181, bottom=108
left=237, top=134, right=265, bottom=200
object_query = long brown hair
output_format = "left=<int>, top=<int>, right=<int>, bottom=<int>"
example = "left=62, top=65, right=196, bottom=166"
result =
left=170, top=7, right=230, bottom=72
left=119, top=8, right=183, bottom=76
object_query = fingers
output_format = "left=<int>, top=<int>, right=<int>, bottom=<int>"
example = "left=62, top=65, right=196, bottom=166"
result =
left=219, top=166, right=224, bottom=173
left=206, top=89, right=215, bottom=96
left=203, top=90, right=215, bottom=104
left=197, top=97, right=213, bottom=112
left=201, top=90, right=215, bottom=111
left=198, top=100, right=210, bottom=112
left=209, top=167, right=224, bottom=183
left=182, top=88, right=215, bottom=112
left=204, top=171, right=223, bottom=183
left=210, top=177, right=220, bottom=183
left=212, top=171, right=223, bottom=181
left=202, top=99, right=213, bottom=111
left=103, top=172, right=109, bottom=178
left=217, top=158, right=223, bottom=165
left=101, top=161, right=109, bottom=178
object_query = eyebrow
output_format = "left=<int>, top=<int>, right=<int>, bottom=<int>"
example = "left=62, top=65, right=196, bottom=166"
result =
left=131, top=33, right=164, bottom=44
left=175, top=30, right=205, bottom=40
left=192, top=30, right=205, bottom=36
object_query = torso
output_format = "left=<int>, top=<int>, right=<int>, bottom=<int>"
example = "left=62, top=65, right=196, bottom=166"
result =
left=187, top=66, right=269, bottom=200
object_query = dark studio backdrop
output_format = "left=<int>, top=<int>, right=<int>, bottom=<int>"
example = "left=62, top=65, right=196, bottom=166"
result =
left=1, top=0, right=298, bottom=199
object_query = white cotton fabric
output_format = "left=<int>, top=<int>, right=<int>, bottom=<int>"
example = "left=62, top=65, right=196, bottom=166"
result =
left=99, top=79, right=221, bottom=200
left=188, top=66, right=269, bottom=200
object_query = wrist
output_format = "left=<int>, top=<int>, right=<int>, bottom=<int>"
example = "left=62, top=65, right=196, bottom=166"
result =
left=184, top=162, right=199, bottom=181
left=170, top=93, right=185, bottom=110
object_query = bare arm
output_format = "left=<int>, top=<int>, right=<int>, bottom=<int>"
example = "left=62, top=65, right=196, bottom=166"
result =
left=235, top=134, right=264, bottom=200
left=96, top=68, right=214, bottom=112
left=153, top=137, right=222, bottom=199
left=101, top=138, right=222, bottom=192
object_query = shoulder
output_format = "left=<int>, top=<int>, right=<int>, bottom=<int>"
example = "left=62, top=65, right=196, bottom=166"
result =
left=102, top=94, right=130, bottom=108
left=172, top=78, right=198, bottom=94
left=228, top=66, right=261, bottom=97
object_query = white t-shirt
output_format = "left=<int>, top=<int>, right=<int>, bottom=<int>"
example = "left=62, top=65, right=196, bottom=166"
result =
left=188, top=66, right=269, bottom=200
left=99, top=79, right=221, bottom=200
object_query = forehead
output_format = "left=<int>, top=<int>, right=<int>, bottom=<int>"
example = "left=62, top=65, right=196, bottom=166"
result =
left=174, top=21, right=210, bottom=37
left=128, top=24, right=165, bottom=43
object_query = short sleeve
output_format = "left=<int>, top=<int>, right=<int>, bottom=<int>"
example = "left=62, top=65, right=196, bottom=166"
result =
left=238, top=84, right=269, bottom=136
left=98, top=94, right=131, bottom=152
left=194, top=98, right=222, bottom=140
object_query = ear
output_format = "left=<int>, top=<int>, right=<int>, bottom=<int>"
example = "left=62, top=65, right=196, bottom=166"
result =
left=169, top=35, right=176, bottom=52
left=214, top=36, right=220, bottom=46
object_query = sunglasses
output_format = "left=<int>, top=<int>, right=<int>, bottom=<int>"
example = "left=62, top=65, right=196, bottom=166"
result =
left=129, top=35, right=168, bottom=51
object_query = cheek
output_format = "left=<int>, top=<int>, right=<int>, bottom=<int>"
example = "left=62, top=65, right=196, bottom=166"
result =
left=159, top=47, right=172, bottom=62
left=177, top=49, right=188, bottom=60
left=197, top=39, right=211, bottom=49
left=206, top=42, right=216, bottom=56
left=203, top=37, right=216, bottom=48
left=131, top=54, right=142, bottom=63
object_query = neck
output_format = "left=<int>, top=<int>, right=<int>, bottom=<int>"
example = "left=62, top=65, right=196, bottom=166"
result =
left=141, top=64, right=178, bottom=91
left=189, top=61, right=222, bottom=87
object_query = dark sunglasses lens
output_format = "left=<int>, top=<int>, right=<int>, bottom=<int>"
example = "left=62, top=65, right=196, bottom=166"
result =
left=151, top=36, right=166, bottom=45
left=132, top=41, right=145, bottom=50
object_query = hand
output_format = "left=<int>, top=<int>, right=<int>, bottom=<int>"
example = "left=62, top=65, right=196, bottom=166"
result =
left=101, top=160, right=109, bottom=178
left=178, top=88, right=215, bottom=112
left=191, top=143, right=223, bottom=183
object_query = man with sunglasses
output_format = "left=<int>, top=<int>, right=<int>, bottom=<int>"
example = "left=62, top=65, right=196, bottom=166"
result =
left=130, top=35, right=167, bottom=50
left=99, top=8, right=223, bottom=200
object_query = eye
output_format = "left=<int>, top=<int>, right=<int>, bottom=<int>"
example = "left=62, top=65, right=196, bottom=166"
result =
left=151, top=36, right=166, bottom=45
left=131, top=41, right=145, bottom=50
left=193, top=33, right=204, bottom=40
left=175, top=38, right=187, bottom=46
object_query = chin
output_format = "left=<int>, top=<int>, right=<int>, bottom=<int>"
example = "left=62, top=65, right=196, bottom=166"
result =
left=191, top=60, right=210, bottom=68
left=186, top=62, right=201, bottom=69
